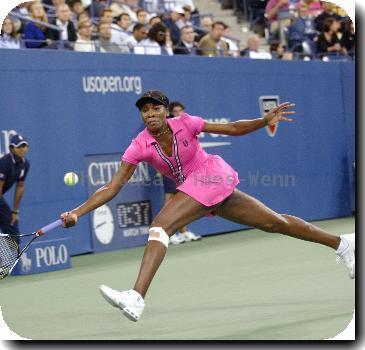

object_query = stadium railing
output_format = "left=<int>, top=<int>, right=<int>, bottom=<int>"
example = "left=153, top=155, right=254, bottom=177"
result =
left=9, top=11, right=66, bottom=49
left=9, top=11, right=62, bottom=32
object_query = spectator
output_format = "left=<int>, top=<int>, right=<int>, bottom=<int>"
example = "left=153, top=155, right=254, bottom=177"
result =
left=240, top=34, right=272, bottom=59
left=173, top=24, right=197, bottom=54
left=114, top=12, right=132, bottom=33
left=99, top=8, right=114, bottom=25
left=138, top=23, right=173, bottom=55
left=139, top=22, right=173, bottom=55
left=265, top=0, right=289, bottom=29
left=200, top=15, right=213, bottom=32
left=301, top=0, right=323, bottom=16
left=223, top=25, right=239, bottom=57
left=314, top=1, right=342, bottom=32
left=69, top=0, right=85, bottom=17
left=111, top=13, right=133, bottom=52
left=10, top=3, right=29, bottom=33
left=45, top=0, right=66, bottom=19
left=74, top=19, right=98, bottom=51
left=84, top=0, right=107, bottom=20
left=176, top=5, right=193, bottom=30
left=340, top=17, right=355, bottom=55
left=47, top=4, right=77, bottom=49
left=246, top=0, right=267, bottom=37
left=69, top=0, right=86, bottom=27
left=281, top=50, right=294, bottom=60
left=165, top=100, right=202, bottom=245
left=77, top=11, right=90, bottom=24
left=110, top=0, right=138, bottom=22
left=265, top=0, right=291, bottom=43
left=149, top=15, right=162, bottom=27
left=98, top=22, right=123, bottom=53
left=129, top=23, right=149, bottom=54
left=270, top=41, right=294, bottom=59
left=270, top=40, right=284, bottom=58
left=0, top=134, right=30, bottom=243
left=287, top=3, right=317, bottom=54
left=316, top=17, right=346, bottom=58
left=0, top=16, right=22, bottom=49
left=169, top=100, right=185, bottom=117
left=24, top=1, right=51, bottom=48
left=196, top=15, right=213, bottom=41
left=163, top=6, right=184, bottom=45
left=136, top=8, right=149, bottom=25
left=187, top=2, right=200, bottom=24
left=175, top=0, right=197, bottom=12
left=197, top=21, right=229, bottom=57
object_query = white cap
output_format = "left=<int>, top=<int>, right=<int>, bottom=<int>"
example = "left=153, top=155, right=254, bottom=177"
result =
left=172, top=6, right=185, bottom=15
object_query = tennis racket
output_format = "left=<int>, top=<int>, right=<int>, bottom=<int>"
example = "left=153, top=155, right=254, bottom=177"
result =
left=0, top=219, right=63, bottom=280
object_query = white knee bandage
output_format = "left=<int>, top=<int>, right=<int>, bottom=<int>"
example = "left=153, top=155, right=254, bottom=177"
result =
left=148, top=227, right=169, bottom=248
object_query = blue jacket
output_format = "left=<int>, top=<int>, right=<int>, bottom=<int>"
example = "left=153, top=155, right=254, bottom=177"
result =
left=24, top=22, right=47, bottom=48
left=0, top=153, right=30, bottom=194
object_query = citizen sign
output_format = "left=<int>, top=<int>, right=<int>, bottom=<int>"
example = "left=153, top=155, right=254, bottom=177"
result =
left=35, top=244, right=68, bottom=267
left=88, top=161, right=150, bottom=186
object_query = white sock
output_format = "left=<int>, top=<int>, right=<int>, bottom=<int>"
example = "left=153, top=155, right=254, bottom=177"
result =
left=336, top=237, right=348, bottom=254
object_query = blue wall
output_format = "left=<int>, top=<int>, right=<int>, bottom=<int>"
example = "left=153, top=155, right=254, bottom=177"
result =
left=0, top=50, right=355, bottom=255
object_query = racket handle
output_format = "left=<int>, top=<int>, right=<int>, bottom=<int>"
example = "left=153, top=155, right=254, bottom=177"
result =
left=37, top=219, right=63, bottom=235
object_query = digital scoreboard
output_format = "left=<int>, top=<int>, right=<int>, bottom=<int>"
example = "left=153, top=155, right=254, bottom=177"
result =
left=116, top=200, right=152, bottom=228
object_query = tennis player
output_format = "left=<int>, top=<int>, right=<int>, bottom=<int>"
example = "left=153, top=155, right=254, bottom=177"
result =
left=60, top=90, right=355, bottom=322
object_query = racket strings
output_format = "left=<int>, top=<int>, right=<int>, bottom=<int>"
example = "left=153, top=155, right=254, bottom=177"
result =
left=0, top=236, right=19, bottom=278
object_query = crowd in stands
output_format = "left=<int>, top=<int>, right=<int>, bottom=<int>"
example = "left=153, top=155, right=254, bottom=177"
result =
left=0, top=0, right=355, bottom=61
left=238, top=0, right=354, bottom=60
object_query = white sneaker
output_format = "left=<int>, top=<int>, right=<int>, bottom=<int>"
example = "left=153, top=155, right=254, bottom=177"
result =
left=169, top=233, right=185, bottom=245
left=342, top=233, right=355, bottom=251
left=99, top=285, right=145, bottom=322
left=336, top=234, right=355, bottom=279
left=181, top=231, right=202, bottom=242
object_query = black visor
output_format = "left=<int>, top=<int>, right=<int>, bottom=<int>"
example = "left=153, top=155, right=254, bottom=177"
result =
left=135, top=90, right=169, bottom=109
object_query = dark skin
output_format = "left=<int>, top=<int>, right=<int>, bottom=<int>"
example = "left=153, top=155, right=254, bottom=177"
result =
left=61, top=102, right=340, bottom=298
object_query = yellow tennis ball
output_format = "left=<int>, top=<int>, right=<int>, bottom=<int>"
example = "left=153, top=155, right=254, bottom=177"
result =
left=64, top=172, right=79, bottom=186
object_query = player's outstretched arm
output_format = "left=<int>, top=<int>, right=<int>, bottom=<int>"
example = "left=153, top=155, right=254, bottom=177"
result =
left=61, top=161, right=136, bottom=228
left=202, top=102, right=295, bottom=136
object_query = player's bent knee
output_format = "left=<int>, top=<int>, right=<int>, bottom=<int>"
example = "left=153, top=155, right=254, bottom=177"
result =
left=148, top=227, right=169, bottom=248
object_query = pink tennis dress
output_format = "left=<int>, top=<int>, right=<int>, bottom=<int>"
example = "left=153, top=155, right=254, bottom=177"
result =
left=122, top=113, right=239, bottom=207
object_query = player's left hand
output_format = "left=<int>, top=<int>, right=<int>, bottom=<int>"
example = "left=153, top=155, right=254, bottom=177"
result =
left=263, top=102, right=295, bottom=125
left=10, top=213, right=19, bottom=226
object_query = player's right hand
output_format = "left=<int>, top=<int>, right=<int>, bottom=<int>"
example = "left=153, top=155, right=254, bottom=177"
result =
left=61, top=211, right=78, bottom=228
